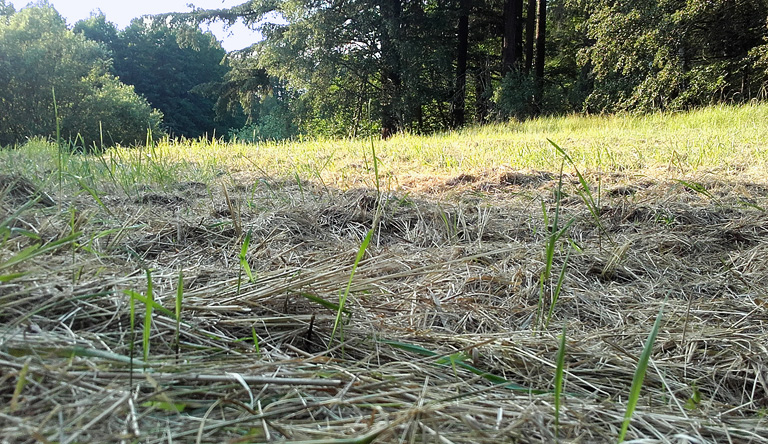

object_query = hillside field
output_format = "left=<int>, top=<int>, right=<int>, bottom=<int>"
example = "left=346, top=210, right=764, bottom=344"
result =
left=2, top=104, right=768, bottom=443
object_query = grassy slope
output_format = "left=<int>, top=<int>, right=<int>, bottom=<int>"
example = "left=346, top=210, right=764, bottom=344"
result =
left=2, top=104, right=768, bottom=443
left=6, top=103, right=768, bottom=191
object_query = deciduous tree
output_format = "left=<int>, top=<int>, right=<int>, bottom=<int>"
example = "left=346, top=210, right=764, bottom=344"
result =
left=0, top=3, right=162, bottom=147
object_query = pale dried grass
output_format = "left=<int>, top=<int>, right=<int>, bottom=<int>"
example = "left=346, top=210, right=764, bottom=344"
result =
left=1, top=167, right=767, bottom=443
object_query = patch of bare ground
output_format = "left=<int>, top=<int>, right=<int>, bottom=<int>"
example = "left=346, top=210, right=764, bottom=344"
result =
left=2, top=167, right=768, bottom=443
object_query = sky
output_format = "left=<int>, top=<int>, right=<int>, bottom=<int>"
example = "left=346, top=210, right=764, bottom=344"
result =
left=23, top=0, right=262, bottom=51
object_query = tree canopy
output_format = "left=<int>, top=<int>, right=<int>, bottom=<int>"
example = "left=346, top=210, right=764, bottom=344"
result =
left=0, top=2, right=163, bottom=147
left=582, top=0, right=768, bottom=112
left=3, top=0, right=768, bottom=145
left=163, top=0, right=768, bottom=137
left=74, top=13, right=244, bottom=139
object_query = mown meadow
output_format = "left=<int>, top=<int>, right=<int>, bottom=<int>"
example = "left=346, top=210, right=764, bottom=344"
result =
left=2, top=104, right=768, bottom=443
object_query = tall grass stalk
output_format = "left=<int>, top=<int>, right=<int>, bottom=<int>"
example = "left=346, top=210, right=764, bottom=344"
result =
left=251, top=327, right=261, bottom=357
left=52, top=87, right=62, bottom=211
left=329, top=228, right=373, bottom=347
left=549, top=139, right=613, bottom=246
left=545, top=248, right=571, bottom=330
left=128, top=291, right=136, bottom=387
left=370, top=135, right=381, bottom=194
left=123, top=270, right=156, bottom=373
left=538, top=161, right=574, bottom=331
left=68, top=173, right=112, bottom=216
left=329, top=139, right=382, bottom=347
left=618, top=296, right=667, bottom=442
left=222, top=182, right=242, bottom=237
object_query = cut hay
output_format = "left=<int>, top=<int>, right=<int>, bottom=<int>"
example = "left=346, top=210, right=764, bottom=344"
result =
left=2, top=163, right=768, bottom=444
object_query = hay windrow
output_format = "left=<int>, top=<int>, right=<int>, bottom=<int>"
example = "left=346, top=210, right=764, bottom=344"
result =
left=2, top=162, right=768, bottom=443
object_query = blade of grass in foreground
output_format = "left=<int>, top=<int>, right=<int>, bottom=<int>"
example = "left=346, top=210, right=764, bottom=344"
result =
left=0, top=232, right=81, bottom=271
left=10, top=358, right=31, bottom=412
left=237, top=229, right=254, bottom=294
left=618, top=296, right=667, bottom=442
left=251, top=327, right=261, bottom=357
left=129, top=290, right=136, bottom=388
left=329, top=228, right=373, bottom=346
left=554, top=325, right=567, bottom=437
left=142, top=270, right=154, bottom=365
left=298, top=291, right=351, bottom=314
left=383, top=340, right=545, bottom=393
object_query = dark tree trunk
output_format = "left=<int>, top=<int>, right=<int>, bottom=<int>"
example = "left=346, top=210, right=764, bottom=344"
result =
left=451, top=0, right=470, bottom=128
left=380, top=0, right=402, bottom=139
left=524, top=0, right=536, bottom=74
left=502, top=0, right=524, bottom=75
left=534, top=0, right=546, bottom=90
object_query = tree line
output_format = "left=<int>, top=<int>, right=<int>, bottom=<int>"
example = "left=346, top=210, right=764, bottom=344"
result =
left=175, top=0, right=768, bottom=137
left=2, top=0, right=768, bottom=147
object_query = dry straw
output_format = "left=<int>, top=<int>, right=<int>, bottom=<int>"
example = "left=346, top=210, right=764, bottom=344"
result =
left=1, top=146, right=768, bottom=443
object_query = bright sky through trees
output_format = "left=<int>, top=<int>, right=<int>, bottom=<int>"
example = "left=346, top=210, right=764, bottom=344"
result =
left=42, top=0, right=260, bottom=51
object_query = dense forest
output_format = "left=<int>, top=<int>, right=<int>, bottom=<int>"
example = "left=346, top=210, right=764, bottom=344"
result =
left=2, top=0, right=768, bottom=146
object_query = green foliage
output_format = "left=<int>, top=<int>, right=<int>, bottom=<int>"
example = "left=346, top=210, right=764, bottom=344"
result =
left=0, top=4, right=162, bottom=148
left=4, top=0, right=764, bottom=144
left=237, top=229, right=255, bottom=293
left=74, top=14, right=241, bottom=139
left=155, top=0, right=768, bottom=134
left=230, top=93, right=297, bottom=142
left=581, top=0, right=768, bottom=113
left=330, top=227, right=373, bottom=347
left=166, top=0, right=470, bottom=136
left=64, top=70, right=164, bottom=148
left=496, top=72, right=538, bottom=119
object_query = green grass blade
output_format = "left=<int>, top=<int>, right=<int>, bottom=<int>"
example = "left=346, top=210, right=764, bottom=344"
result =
left=176, top=269, right=183, bottom=323
left=0, top=272, right=28, bottom=282
left=129, top=290, right=136, bottom=386
left=0, top=232, right=81, bottom=271
left=554, top=325, right=567, bottom=437
left=9, top=228, right=41, bottom=241
left=10, top=358, right=31, bottom=412
left=240, top=229, right=255, bottom=283
left=382, top=340, right=543, bottom=393
left=371, top=137, right=380, bottom=193
left=675, top=179, right=714, bottom=199
left=330, top=228, right=372, bottom=346
left=53, top=86, right=62, bottom=207
left=618, top=296, right=667, bottom=442
left=1, top=197, right=41, bottom=231
left=549, top=139, right=613, bottom=244
left=549, top=139, right=595, bottom=209
left=143, top=270, right=154, bottom=364
left=124, top=290, right=176, bottom=319
left=68, top=173, right=113, bottom=216
left=298, top=291, right=351, bottom=313
left=251, top=327, right=261, bottom=357
left=546, top=248, right=571, bottom=329
left=0, top=244, right=41, bottom=269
